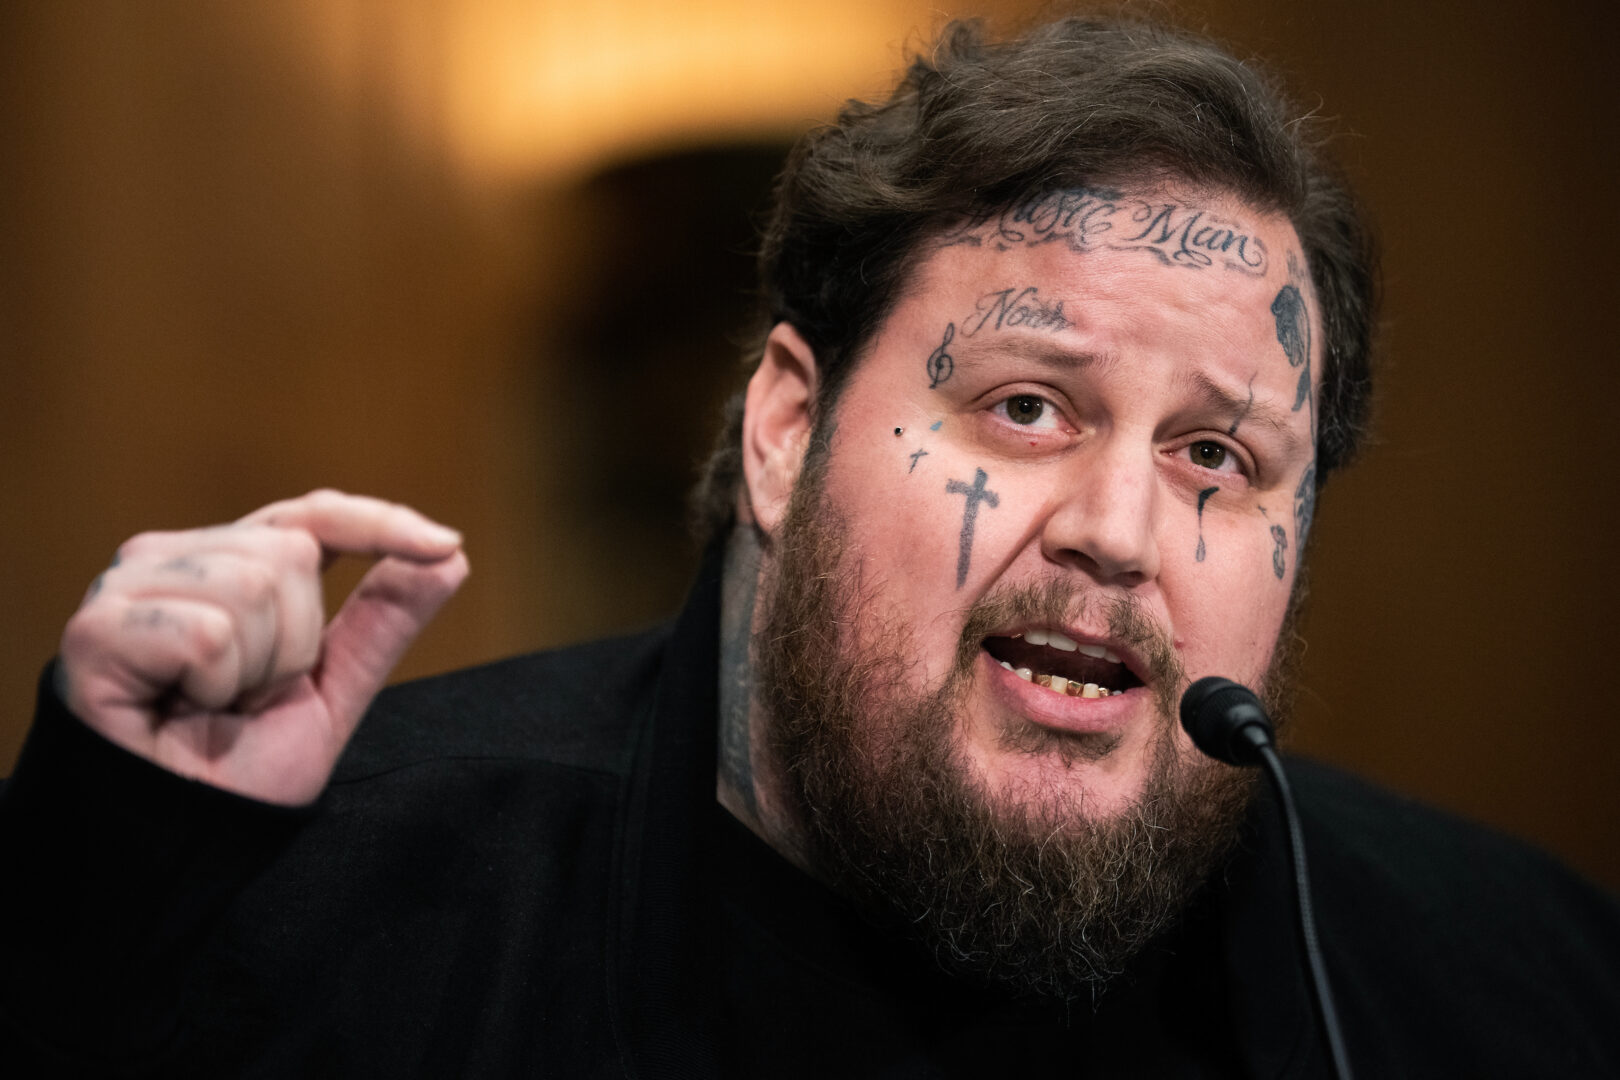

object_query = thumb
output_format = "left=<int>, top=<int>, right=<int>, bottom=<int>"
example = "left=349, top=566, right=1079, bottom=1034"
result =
left=315, top=548, right=470, bottom=730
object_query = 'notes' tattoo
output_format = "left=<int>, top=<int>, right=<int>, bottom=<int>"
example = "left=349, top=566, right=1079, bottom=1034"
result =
left=926, top=323, right=956, bottom=389
left=945, top=468, right=999, bottom=588
left=1195, top=486, right=1219, bottom=563
left=940, top=187, right=1268, bottom=274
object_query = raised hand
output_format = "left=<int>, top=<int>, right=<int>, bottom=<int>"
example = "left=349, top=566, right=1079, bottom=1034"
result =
left=56, top=490, right=469, bottom=805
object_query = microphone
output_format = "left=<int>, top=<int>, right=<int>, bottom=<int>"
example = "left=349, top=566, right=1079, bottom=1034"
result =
left=1179, top=675, right=1275, bottom=765
left=1179, top=676, right=1356, bottom=1080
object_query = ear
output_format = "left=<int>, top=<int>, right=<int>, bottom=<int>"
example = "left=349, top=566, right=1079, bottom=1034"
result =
left=741, top=322, right=818, bottom=537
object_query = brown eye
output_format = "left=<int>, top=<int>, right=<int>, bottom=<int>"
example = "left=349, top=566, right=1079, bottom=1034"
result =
left=1190, top=441, right=1229, bottom=469
left=1006, top=395, right=1045, bottom=425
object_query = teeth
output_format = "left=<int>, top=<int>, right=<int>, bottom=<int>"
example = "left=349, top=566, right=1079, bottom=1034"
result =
left=1049, top=675, right=1069, bottom=694
left=1014, top=629, right=1124, bottom=667
left=1081, top=683, right=1100, bottom=698
left=1016, top=667, right=1033, bottom=682
left=1000, top=661, right=1014, bottom=671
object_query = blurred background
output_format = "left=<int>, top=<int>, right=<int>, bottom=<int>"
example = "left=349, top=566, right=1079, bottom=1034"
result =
left=1, top=0, right=1615, bottom=891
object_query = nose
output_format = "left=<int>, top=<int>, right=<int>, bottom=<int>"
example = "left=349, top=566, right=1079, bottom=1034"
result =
left=1040, top=438, right=1161, bottom=586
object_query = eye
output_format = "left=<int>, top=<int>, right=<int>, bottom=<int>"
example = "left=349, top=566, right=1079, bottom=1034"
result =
left=1187, top=439, right=1240, bottom=473
left=995, top=394, right=1059, bottom=429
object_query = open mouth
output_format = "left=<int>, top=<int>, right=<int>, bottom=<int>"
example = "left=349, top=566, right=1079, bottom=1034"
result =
left=982, top=628, right=1145, bottom=699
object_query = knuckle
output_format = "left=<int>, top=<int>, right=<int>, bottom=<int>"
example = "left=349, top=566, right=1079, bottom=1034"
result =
left=278, top=528, right=323, bottom=574
left=185, top=610, right=236, bottom=666
left=60, top=602, right=115, bottom=660
left=235, top=559, right=279, bottom=609
left=117, top=532, right=161, bottom=561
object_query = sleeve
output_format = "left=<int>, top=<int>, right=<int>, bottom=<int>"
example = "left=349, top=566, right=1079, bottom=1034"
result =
left=0, top=662, right=317, bottom=1073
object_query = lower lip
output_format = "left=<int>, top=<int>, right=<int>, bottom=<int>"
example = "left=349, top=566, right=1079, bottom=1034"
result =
left=978, top=650, right=1145, bottom=735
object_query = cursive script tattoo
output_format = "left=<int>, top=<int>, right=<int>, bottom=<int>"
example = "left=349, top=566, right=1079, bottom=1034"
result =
left=1196, top=486, right=1219, bottom=563
left=1270, top=524, right=1289, bottom=579
left=963, top=286, right=1070, bottom=336
left=926, top=323, right=956, bottom=389
left=908, top=448, right=929, bottom=473
left=945, top=468, right=999, bottom=588
left=940, top=187, right=1268, bottom=275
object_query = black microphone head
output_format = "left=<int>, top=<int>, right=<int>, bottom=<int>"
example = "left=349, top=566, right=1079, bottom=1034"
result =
left=1179, top=676, right=1276, bottom=766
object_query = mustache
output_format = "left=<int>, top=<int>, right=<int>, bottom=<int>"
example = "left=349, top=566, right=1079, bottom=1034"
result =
left=952, top=576, right=1187, bottom=718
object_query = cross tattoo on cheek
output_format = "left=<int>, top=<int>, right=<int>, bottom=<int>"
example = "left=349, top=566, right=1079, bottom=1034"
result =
left=945, top=468, right=999, bottom=588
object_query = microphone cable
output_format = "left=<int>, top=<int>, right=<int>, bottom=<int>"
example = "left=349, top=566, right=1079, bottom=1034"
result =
left=1180, top=675, right=1355, bottom=1080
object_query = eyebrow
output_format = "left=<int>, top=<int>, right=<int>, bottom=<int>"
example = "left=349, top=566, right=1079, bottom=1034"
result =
left=951, top=336, right=1118, bottom=375
left=1178, top=370, right=1308, bottom=456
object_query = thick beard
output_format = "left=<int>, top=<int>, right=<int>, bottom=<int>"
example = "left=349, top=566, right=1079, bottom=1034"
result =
left=755, top=459, right=1263, bottom=1000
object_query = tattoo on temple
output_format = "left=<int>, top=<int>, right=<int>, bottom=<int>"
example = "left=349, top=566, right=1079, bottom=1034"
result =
left=1274, top=252, right=1318, bottom=553
left=1195, top=486, right=1219, bottom=563
left=908, top=448, right=929, bottom=473
left=1271, top=283, right=1311, bottom=413
left=1294, top=463, right=1317, bottom=552
left=926, top=322, right=956, bottom=389
left=1270, top=524, right=1289, bottom=580
left=945, top=468, right=999, bottom=588
left=963, top=286, right=1070, bottom=336
left=939, top=187, right=1268, bottom=274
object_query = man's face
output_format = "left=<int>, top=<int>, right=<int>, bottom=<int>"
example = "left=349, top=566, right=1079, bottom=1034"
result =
left=798, top=187, right=1320, bottom=819
left=747, top=186, right=1320, bottom=993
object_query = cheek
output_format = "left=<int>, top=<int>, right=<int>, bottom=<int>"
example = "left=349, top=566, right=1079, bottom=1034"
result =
left=1169, top=574, right=1290, bottom=686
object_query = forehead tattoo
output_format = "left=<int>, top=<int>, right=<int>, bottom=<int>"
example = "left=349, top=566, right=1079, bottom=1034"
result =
left=939, top=187, right=1269, bottom=276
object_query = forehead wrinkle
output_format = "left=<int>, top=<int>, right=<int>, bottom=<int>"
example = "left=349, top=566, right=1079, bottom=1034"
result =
left=952, top=334, right=1119, bottom=377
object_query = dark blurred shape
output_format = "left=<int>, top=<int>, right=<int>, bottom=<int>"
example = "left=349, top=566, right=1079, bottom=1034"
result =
left=537, top=142, right=791, bottom=627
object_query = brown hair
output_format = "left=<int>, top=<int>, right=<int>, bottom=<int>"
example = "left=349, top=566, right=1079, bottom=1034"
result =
left=693, top=13, right=1378, bottom=538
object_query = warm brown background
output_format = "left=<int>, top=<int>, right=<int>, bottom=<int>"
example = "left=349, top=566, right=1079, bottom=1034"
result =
left=2, top=1, right=1615, bottom=892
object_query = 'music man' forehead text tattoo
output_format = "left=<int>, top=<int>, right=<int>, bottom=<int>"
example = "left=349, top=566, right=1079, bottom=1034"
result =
left=940, top=188, right=1268, bottom=275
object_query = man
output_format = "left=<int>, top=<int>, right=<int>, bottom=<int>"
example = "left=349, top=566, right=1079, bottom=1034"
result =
left=3, top=13, right=1616, bottom=1079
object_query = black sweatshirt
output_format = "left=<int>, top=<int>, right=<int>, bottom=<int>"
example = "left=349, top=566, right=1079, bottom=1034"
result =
left=4, top=549, right=1618, bottom=1077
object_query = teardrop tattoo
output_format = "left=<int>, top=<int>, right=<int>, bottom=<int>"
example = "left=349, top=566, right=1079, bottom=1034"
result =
left=1195, top=486, right=1219, bottom=562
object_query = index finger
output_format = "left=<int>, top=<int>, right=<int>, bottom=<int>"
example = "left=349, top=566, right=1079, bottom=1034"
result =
left=237, top=489, right=463, bottom=562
